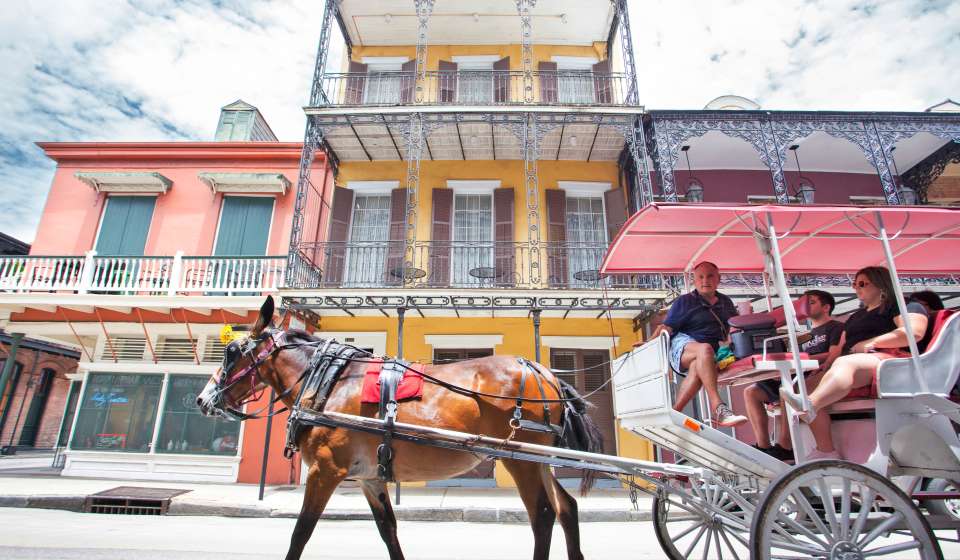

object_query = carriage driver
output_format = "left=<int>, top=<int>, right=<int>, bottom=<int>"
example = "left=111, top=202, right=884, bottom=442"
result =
left=653, top=261, right=748, bottom=428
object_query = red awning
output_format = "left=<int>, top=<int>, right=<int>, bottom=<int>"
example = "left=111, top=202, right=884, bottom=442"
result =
left=600, top=203, right=960, bottom=275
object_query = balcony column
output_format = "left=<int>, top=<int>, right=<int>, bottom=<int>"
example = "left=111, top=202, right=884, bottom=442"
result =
left=402, top=114, right=426, bottom=277
left=613, top=0, right=640, bottom=106
left=0, top=334, right=24, bottom=424
left=413, top=0, right=436, bottom=104
left=515, top=0, right=537, bottom=104
left=759, top=119, right=790, bottom=203
left=531, top=309, right=542, bottom=363
left=873, top=120, right=960, bottom=205
left=286, top=121, right=324, bottom=281
left=615, top=116, right=654, bottom=208
left=312, top=0, right=339, bottom=106
left=522, top=114, right=543, bottom=285
left=647, top=118, right=679, bottom=202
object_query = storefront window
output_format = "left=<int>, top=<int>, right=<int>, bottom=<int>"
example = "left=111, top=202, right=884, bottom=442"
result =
left=71, top=374, right=162, bottom=452
left=156, top=375, right=240, bottom=455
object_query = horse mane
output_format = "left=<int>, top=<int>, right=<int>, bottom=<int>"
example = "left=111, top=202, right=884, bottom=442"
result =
left=284, top=328, right=321, bottom=344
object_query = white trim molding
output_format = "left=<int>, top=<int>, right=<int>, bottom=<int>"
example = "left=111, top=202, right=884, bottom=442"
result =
left=424, top=334, right=503, bottom=349
left=451, top=55, right=500, bottom=69
left=542, top=336, right=619, bottom=350
left=347, top=180, right=400, bottom=195
left=446, top=180, right=501, bottom=194
left=551, top=56, right=599, bottom=70
left=75, top=172, right=172, bottom=194
left=361, top=56, right=410, bottom=72
left=319, top=331, right=388, bottom=356
left=198, top=172, right=290, bottom=195
left=557, top=181, right=612, bottom=197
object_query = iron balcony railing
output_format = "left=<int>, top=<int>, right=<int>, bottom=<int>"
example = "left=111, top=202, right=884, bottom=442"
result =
left=0, top=252, right=286, bottom=296
left=294, top=240, right=669, bottom=290
left=318, top=70, right=634, bottom=107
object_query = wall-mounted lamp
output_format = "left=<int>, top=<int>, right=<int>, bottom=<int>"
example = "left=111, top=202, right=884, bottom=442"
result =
left=789, top=144, right=816, bottom=204
left=681, top=145, right=704, bottom=202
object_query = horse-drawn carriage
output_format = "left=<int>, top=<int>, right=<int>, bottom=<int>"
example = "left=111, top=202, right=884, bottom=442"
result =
left=199, top=203, right=960, bottom=560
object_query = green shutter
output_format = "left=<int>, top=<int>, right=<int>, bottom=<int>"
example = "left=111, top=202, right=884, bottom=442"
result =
left=214, top=197, right=273, bottom=256
left=95, top=196, right=156, bottom=256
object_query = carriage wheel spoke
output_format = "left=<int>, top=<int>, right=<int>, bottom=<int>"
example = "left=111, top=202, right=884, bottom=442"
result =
left=839, top=478, right=852, bottom=541
left=849, top=487, right=875, bottom=542
left=684, top=524, right=709, bottom=558
left=713, top=526, right=724, bottom=560
left=671, top=520, right=705, bottom=542
left=862, top=540, right=923, bottom=557
left=817, top=478, right=840, bottom=538
left=857, top=511, right=904, bottom=549
left=777, top=504, right=831, bottom=549
left=701, top=528, right=713, bottom=560
left=718, top=524, right=742, bottom=560
left=791, top=490, right=834, bottom=544
left=768, top=538, right=832, bottom=556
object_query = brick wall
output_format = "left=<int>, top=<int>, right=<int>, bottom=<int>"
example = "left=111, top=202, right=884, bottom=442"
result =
left=0, top=341, right=79, bottom=449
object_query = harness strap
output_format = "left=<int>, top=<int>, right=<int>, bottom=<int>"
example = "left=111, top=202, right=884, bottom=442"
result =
left=376, top=359, right=406, bottom=482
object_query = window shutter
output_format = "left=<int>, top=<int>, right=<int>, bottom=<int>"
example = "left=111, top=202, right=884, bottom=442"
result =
left=95, top=196, right=156, bottom=256
left=493, top=187, right=515, bottom=286
left=603, top=187, right=628, bottom=242
left=325, top=187, right=354, bottom=285
left=429, top=188, right=453, bottom=285
left=400, top=59, right=416, bottom=103
left=592, top=60, right=612, bottom=104
left=494, top=57, right=511, bottom=103
left=438, top=60, right=457, bottom=103
left=345, top=61, right=368, bottom=104
left=386, top=188, right=408, bottom=285
left=545, top=189, right=568, bottom=286
left=538, top=61, right=558, bottom=104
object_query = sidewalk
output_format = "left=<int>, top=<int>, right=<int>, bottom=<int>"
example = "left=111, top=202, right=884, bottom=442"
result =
left=0, top=471, right=652, bottom=522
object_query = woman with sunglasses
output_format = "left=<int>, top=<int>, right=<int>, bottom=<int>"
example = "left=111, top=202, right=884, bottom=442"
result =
left=781, top=266, right=928, bottom=460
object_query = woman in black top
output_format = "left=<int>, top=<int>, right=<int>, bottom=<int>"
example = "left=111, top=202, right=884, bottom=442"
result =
left=781, top=266, right=928, bottom=459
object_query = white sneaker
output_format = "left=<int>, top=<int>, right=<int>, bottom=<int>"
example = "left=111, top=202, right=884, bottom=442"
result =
left=804, top=448, right=841, bottom=462
left=713, top=403, right=748, bottom=428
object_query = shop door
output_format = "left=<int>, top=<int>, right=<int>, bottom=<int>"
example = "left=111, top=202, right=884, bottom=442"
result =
left=431, top=348, right=495, bottom=482
left=549, top=348, right=616, bottom=479
left=18, top=369, right=55, bottom=446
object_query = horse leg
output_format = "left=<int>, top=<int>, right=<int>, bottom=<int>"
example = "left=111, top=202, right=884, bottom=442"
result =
left=540, top=468, right=584, bottom=560
left=285, top=464, right=344, bottom=560
left=361, top=479, right=405, bottom=560
left=501, top=459, right=556, bottom=560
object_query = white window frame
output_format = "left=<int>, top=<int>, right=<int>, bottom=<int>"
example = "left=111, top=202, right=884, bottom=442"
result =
left=448, top=181, right=498, bottom=286
left=451, top=56, right=499, bottom=105
left=360, top=57, right=409, bottom=105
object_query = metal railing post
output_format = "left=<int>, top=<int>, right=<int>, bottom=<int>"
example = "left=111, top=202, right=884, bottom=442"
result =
left=77, top=250, right=96, bottom=294
left=168, top=251, right=183, bottom=297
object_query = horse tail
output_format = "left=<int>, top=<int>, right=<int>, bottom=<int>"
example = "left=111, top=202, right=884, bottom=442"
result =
left=555, top=378, right=605, bottom=496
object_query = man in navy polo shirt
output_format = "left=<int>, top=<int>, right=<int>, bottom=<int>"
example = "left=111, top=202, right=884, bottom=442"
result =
left=653, top=261, right=747, bottom=427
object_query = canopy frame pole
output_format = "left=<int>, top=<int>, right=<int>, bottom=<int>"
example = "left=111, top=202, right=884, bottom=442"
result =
left=875, top=211, right=928, bottom=393
left=762, top=272, right=774, bottom=312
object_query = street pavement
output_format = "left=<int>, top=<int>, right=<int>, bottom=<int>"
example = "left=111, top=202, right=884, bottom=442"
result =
left=0, top=507, right=662, bottom=559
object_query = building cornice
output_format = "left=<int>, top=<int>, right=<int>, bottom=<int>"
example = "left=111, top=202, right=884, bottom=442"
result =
left=36, top=142, right=317, bottom=163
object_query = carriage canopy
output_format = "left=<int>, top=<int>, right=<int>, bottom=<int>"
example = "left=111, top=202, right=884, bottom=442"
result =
left=600, top=203, right=960, bottom=275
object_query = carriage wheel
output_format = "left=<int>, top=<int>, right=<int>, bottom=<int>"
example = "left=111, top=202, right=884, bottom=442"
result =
left=652, top=477, right=753, bottom=560
left=751, top=460, right=942, bottom=560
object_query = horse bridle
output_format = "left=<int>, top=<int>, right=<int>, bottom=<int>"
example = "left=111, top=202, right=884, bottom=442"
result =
left=213, top=329, right=292, bottom=420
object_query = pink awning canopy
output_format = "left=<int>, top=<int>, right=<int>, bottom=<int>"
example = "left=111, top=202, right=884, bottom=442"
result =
left=600, top=204, right=960, bottom=275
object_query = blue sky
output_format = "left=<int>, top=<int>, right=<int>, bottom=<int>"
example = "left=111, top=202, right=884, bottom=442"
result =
left=1, top=0, right=957, bottom=243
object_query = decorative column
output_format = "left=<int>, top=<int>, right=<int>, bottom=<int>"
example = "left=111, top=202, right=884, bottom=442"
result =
left=613, top=0, right=640, bottom=106
left=413, top=0, right=435, bottom=104
left=515, top=0, right=537, bottom=104
left=522, top=114, right=543, bottom=284
left=402, top=114, right=426, bottom=274
left=760, top=119, right=790, bottom=203
left=311, top=0, right=339, bottom=106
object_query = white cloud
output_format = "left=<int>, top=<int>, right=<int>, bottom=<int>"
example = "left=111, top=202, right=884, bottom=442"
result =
left=0, top=0, right=956, bottom=243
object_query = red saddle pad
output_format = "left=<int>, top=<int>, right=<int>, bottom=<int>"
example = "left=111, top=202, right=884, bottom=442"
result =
left=360, top=359, right=425, bottom=404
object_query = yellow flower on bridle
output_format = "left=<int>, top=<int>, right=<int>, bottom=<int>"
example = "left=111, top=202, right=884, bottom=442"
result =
left=220, top=325, right=248, bottom=346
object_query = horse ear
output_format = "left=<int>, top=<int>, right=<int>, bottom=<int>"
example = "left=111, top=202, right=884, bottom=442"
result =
left=252, top=296, right=275, bottom=335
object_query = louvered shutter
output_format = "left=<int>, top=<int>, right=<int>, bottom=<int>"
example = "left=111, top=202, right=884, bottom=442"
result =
left=603, top=187, right=628, bottom=242
left=325, top=187, right=354, bottom=285
left=345, top=61, right=367, bottom=104
left=438, top=60, right=457, bottom=103
left=494, top=57, right=511, bottom=103
left=545, top=189, right=568, bottom=287
left=538, top=61, right=558, bottom=104
left=400, top=59, right=416, bottom=103
left=493, top=187, right=515, bottom=286
left=429, top=188, right=453, bottom=286
left=386, top=188, right=408, bottom=285
left=592, top=60, right=612, bottom=104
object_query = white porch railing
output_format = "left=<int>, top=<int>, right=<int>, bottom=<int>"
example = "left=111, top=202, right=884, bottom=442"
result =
left=0, top=252, right=285, bottom=296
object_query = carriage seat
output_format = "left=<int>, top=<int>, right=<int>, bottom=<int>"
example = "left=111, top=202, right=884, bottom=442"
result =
left=874, top=309, right=959, bottom=398
left=728, top=298, right=810, bottom=359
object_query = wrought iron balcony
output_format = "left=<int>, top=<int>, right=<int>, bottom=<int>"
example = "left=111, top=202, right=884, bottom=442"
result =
left=293, top=240, right=671, bottom=291
left=317, top=70, right=634, bottom=108
left=0, top=253, right=286, bottom=296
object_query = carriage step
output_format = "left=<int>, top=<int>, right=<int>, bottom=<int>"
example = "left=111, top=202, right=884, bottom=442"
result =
left=83, top=486, right=190, bottom=515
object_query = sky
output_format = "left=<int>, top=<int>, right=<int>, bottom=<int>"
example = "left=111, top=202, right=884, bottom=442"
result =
left=1, top=0, right=957, bottom=243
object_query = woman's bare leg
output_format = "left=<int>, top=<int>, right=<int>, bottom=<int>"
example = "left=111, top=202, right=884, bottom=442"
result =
left=808, top=353, right=880, bottom=410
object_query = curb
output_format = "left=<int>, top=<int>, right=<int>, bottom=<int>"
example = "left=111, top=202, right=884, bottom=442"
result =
left=0, top=495, right=651, bottom=522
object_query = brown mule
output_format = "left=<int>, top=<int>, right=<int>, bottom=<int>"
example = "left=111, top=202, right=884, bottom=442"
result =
left=197, top=297, right=604, bottom=560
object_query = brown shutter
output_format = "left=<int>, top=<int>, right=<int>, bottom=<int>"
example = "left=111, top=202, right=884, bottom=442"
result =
left=538, top=61, right=558, bottom=104
left=386, top=188, right=408, bottom=285
left=604, top=187, right=628, bottom=241
left=429, top=188, right=453, bottom=286
left=325, top=187, right=354, bottom=285
left=493, top=187, right=515, bottom=286
left=400, top=59, right=416, bottom=104
left=494, top=57, right=511, bottom=103
left=345, top=61, right=367, bottom=104
left=438, top=60, right=457, bottom=103
left=592, top=60, right=612, bottom=104
left=546, top=189, right=568, bottom=286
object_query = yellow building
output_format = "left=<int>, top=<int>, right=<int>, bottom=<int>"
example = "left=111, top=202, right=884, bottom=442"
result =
left=284, top=0, right=666, bottom=487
